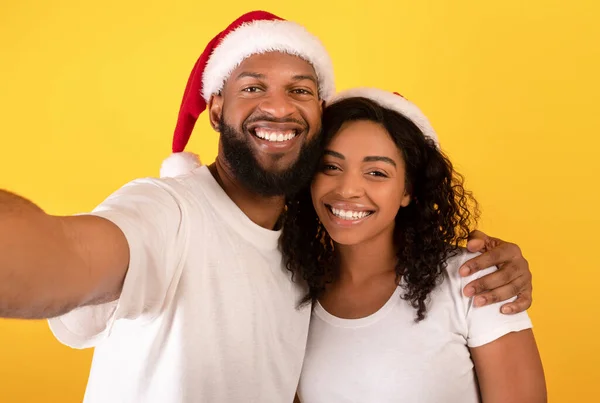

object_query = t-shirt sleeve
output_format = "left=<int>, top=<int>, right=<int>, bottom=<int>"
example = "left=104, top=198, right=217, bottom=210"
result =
left=48, top=177, right=190, bottom=349
left=454, top=251, right=533, bottom=348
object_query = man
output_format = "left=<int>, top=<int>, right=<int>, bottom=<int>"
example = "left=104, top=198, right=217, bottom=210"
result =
left=0, top=10, right=532, bottom=402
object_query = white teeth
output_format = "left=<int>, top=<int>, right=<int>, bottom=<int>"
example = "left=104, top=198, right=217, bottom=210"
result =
left=330, top=207, right=372, bottom=221
left=254, top=129, right=297, bottom=142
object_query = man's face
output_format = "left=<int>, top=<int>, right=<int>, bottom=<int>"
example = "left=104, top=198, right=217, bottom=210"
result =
left=209, top=52, right=324, bottom=197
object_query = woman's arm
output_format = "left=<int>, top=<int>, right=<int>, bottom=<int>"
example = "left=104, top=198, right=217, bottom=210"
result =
left=470, top=329, right=546, bottom=403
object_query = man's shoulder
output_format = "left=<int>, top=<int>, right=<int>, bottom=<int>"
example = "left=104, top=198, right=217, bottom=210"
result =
left=131, top=166, right=214, bottom=204
left=88, top=166, right=216, bottom=222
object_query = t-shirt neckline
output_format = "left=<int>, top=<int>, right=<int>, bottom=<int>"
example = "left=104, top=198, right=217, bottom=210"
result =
left=314, top=286, right=402, bottom=329
left=195, top=166, right=282, bottom=251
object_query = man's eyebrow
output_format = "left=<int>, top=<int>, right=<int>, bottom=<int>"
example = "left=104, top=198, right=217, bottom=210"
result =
left=234, top=72, right=317, bottom=87
left=292, top=74, right=318, bottom=86
left=235, top=72, right=266, bottom=80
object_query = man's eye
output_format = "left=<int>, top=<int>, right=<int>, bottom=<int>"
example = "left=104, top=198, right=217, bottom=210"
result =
left=292, top=89, right=312, bottom=95
left=242, top=87, right=262, bottom=93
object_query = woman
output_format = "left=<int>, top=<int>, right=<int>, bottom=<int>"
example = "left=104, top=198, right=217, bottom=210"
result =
left=282, top=88, right=546, bottom=403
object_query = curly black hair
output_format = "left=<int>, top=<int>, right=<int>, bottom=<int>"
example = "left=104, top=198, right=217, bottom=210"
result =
left=280, top=97, right=479, bottom=322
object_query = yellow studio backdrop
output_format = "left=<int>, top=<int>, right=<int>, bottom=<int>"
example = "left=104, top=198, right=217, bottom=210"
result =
left=0, top=0, right=598, bottom=401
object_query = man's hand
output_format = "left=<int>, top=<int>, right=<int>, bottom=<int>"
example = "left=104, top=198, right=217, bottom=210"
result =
left=459, top=230, right=533, bottom=314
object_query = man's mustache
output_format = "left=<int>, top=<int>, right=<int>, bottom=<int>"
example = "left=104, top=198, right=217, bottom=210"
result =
left=243, top=114, right=308, bottom=131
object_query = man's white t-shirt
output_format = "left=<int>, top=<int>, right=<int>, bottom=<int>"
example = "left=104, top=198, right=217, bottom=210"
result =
left=48, top=166, right=311, bottom=403
left=298, top=250, right=533, bottom=403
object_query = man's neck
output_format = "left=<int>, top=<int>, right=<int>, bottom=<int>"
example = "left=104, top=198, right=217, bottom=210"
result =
left=208, top=160, right=285, bottom=231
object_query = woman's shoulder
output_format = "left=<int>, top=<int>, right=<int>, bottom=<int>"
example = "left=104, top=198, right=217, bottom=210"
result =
left=443, top=247, right=498, bottom=287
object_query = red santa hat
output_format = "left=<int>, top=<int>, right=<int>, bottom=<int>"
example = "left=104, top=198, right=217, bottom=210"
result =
left=328, top=87, right=440, bottom=147
left=160, top=10, right=336, bottom=177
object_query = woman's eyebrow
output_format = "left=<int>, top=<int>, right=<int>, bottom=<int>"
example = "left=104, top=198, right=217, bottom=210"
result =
left=363, top=156, right=397, bottom=167
left=324, top=150, right=344, bottom=159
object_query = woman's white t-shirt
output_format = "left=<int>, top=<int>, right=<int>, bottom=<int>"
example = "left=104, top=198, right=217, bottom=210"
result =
left=298, top=249, right=533, bottom=403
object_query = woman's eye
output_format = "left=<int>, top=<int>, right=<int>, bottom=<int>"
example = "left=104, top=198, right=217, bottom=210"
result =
left=368, top=171, right=388, bottom=178
left=322, top=164, right=339, bottom=172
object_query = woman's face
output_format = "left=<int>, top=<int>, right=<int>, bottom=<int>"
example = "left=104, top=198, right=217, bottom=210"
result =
left=311, top=120, right=411, bottom=246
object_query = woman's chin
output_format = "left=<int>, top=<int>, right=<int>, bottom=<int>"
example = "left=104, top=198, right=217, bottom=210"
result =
left=326, top=230, right=366, bottom=247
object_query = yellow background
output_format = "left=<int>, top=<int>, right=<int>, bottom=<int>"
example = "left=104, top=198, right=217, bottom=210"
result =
left=0, top=0, right=598, bottom=402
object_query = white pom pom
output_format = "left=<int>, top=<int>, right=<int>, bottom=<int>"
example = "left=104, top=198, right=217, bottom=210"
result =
left=160, top=152, right=202, bottom=178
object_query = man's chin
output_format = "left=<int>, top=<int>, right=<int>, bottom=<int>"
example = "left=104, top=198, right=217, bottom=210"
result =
left=219, top=119, right=321, bottom=197
left=247, top=134, right=303, bottom=159
left=254, top=156, right=300, bottom=174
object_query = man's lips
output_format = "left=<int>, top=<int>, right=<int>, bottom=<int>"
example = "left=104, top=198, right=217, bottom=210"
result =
left=246, top=121, right=306, bottom=143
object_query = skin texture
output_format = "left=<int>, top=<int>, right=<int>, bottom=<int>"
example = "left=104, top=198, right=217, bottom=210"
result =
left=471, top=329, right=547, bottom=403
left=462, top=232, right=533, bottom=314
left=0, top=190, right=129, bottom=319
left=311, top=120, right=410, bottom=248
left=211, top=52, right=323, bottom=176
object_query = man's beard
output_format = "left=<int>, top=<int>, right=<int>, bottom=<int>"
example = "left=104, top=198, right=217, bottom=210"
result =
left=219, top=116, right=323, bottom=198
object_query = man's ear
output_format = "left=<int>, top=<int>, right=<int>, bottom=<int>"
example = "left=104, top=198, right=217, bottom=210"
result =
left=208, top=93, right=222, bottom=132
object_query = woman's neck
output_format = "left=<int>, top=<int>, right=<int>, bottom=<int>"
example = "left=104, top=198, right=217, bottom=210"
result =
left=335, top=226, right=397, bottom=286
left=319, top=226, right=399, bottom=319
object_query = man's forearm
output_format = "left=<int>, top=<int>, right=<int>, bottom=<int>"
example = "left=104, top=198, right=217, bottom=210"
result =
left=0, top=189, right=84, bottom=318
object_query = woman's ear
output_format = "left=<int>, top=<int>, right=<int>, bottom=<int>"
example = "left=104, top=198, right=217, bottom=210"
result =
left=400, top=192, right=411, bottom=207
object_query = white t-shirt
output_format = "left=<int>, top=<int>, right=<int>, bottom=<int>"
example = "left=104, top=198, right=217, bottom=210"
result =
left=298, top=250, right=533, bottom=403
left=48, top=165, right=311, bottom=403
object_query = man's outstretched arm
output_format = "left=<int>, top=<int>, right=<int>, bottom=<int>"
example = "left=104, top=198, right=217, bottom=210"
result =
left=0, top=189, right=129, bottom=319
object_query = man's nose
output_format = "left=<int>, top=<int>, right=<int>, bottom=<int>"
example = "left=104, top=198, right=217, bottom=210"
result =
left=257, top=90, right=296, bottom=118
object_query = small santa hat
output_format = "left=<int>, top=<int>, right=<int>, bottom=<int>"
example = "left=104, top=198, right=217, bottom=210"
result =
left=328, top=87, right=440, bottom=147
left=160, top=10, right=336, bottom=177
